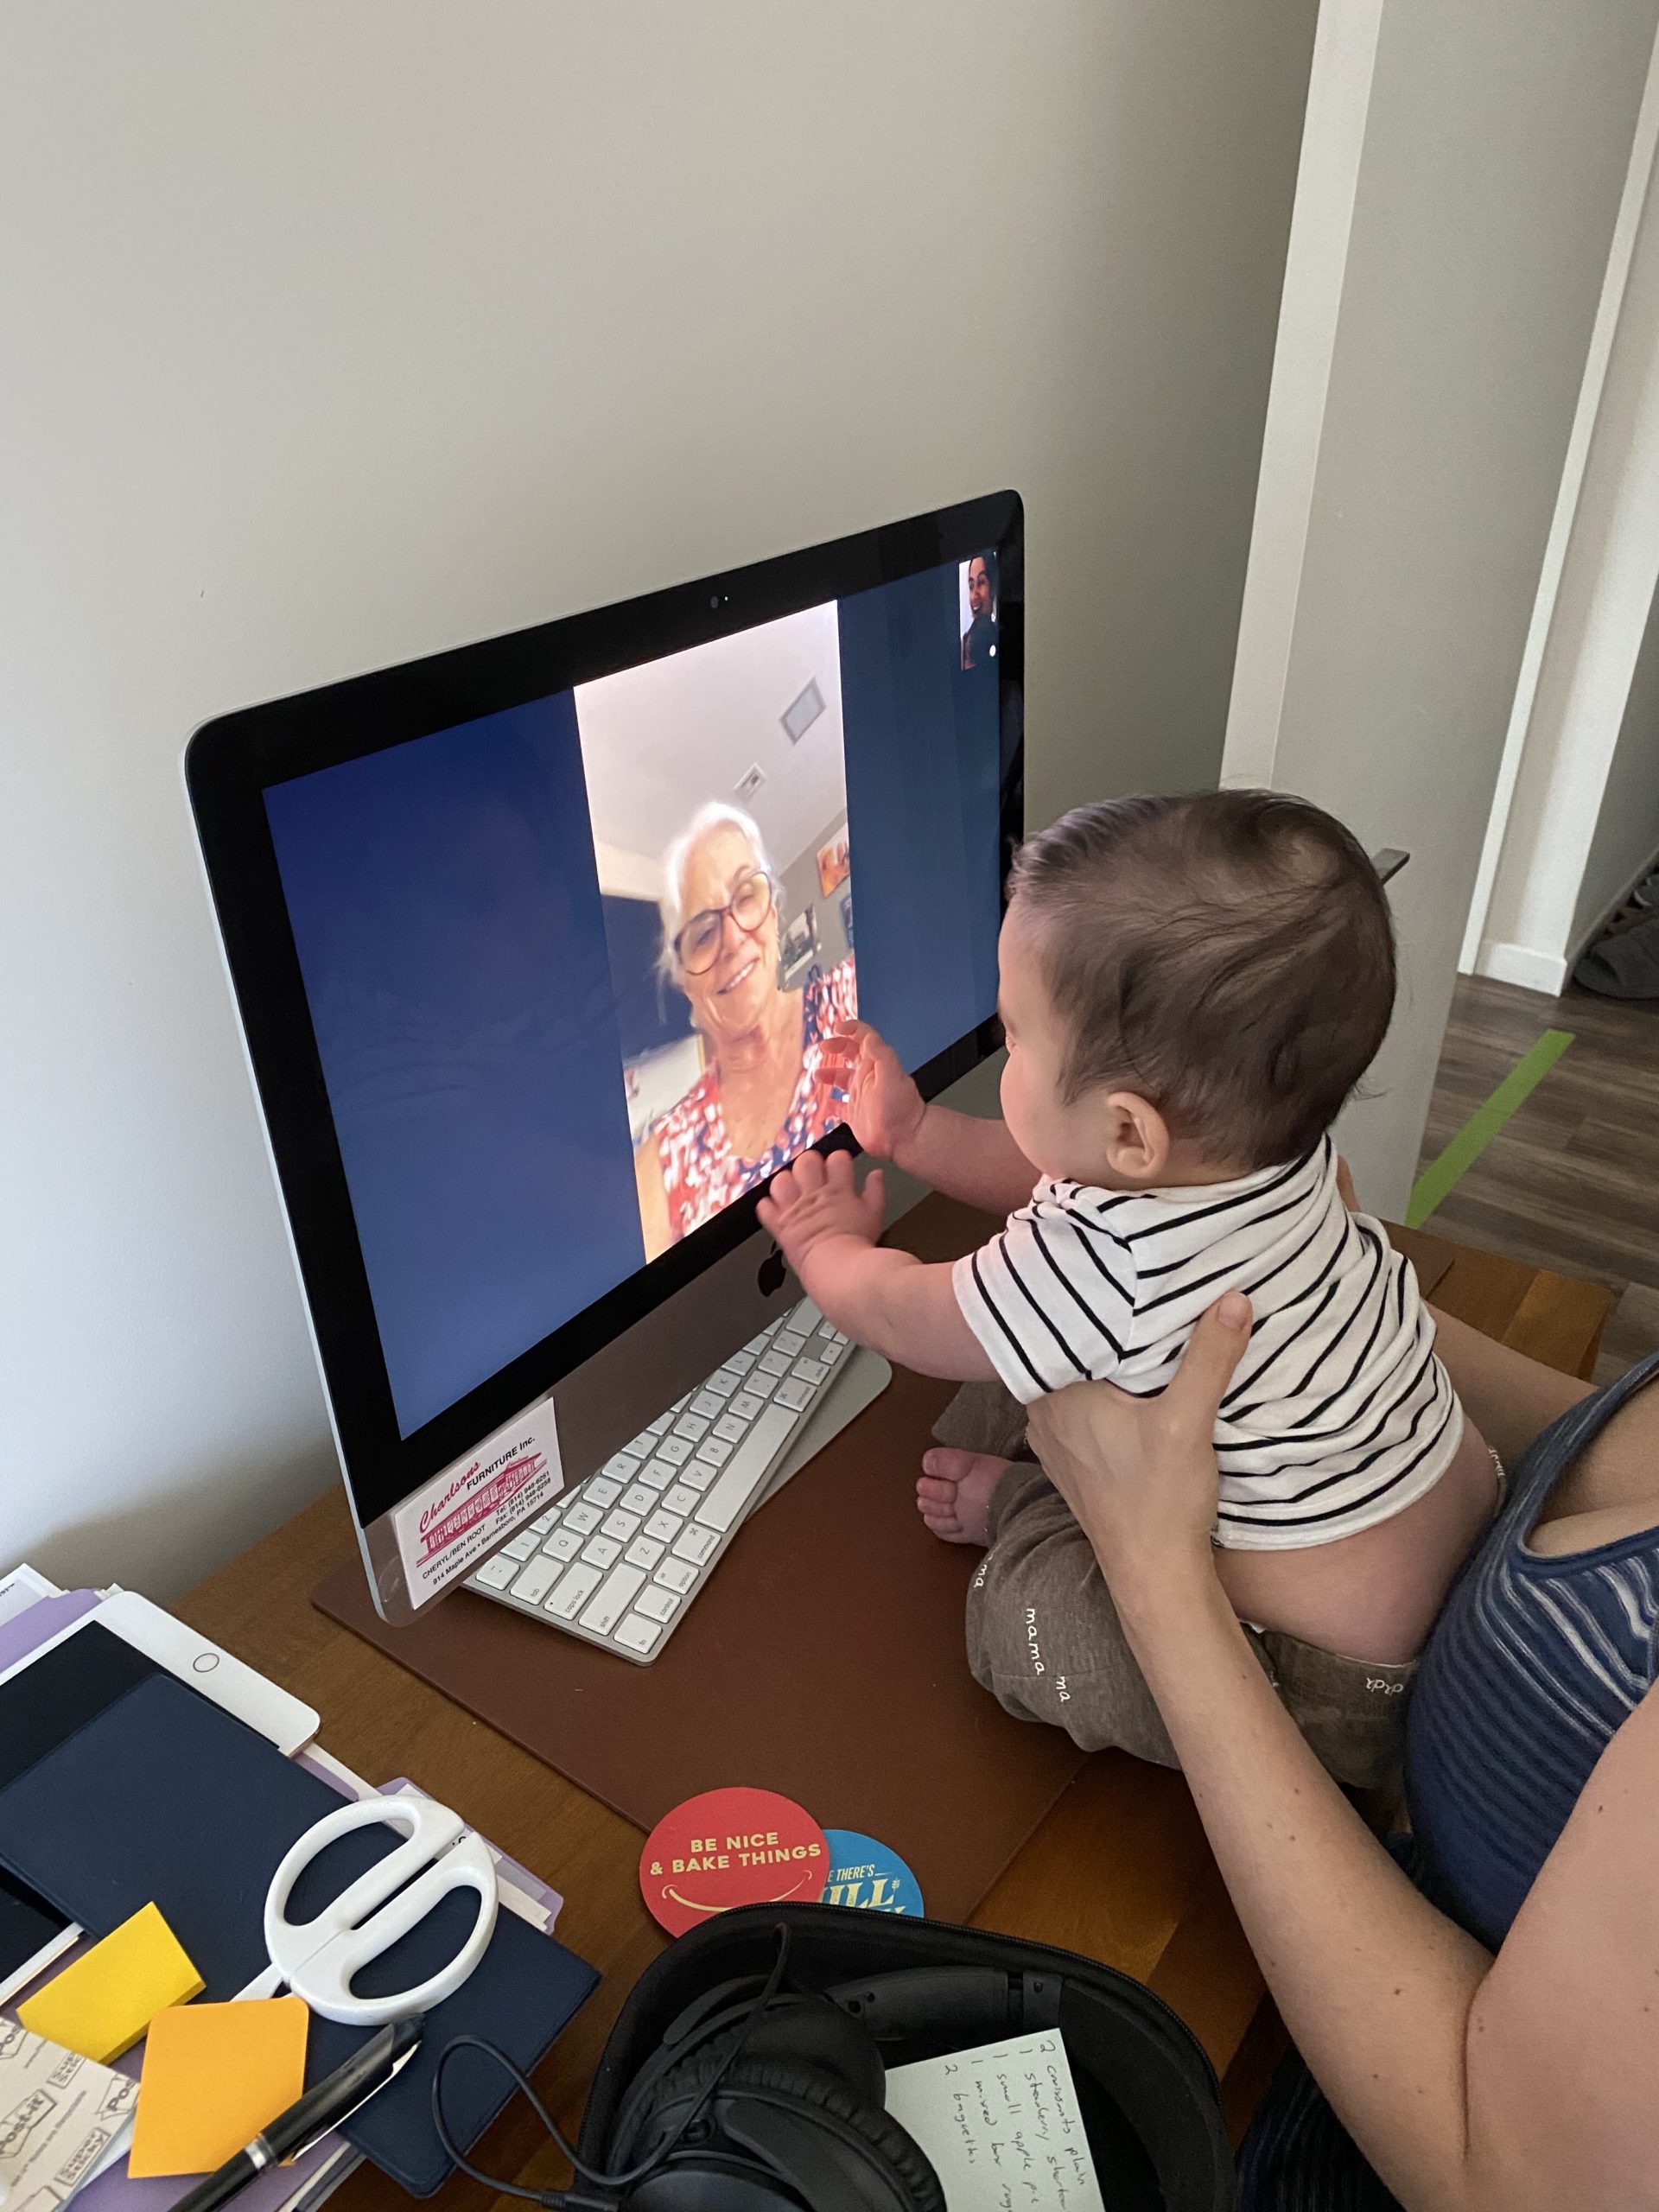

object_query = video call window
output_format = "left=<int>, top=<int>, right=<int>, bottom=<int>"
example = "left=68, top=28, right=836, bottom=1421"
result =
left=959, top=550, right=997, bottom=671
left=574, top=603, right=857, bottom=1261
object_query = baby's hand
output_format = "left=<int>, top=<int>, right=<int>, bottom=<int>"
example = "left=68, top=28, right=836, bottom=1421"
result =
left=756, top=1148, right=886, bottom=1277
left=823, top=1022, right=926, bottom=1163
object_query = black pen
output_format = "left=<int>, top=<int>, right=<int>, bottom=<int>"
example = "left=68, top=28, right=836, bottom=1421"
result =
left=171, top=2016, right=424, bottom=2212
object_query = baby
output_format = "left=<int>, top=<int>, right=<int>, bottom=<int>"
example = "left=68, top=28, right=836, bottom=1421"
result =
left=758, top=791, right=1499, bottom=1787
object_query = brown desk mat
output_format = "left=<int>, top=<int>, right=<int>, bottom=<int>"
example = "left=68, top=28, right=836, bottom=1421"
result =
left=314, top=1205, right=1088, bottom=1926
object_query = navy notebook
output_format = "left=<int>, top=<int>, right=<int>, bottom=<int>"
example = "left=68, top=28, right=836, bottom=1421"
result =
left=0, top=1670, right=598, bottom=2195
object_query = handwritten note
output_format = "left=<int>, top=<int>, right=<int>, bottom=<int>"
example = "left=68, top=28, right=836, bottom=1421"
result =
left=882, top=2031, right=1104, bottom=2211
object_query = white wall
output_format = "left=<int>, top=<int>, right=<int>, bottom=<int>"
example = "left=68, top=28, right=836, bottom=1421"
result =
left=0, top=0, right=1315, bottom=1598
left=1467, top=32, right=1659, bottom=995
left=1573, top=588, right=1659, bottom=945
left=1224, top=0, right=1659, bottom=1216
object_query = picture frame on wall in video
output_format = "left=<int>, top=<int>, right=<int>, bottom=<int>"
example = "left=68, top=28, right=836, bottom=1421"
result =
left=780, top=906, right=818, bottom=982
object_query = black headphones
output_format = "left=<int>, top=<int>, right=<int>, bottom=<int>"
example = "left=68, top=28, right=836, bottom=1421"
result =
left=433, top=1923, right=1068, bottom=2210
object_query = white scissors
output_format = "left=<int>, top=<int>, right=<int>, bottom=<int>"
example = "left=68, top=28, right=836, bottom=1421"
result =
left=256, top=1792, right=499, bottom=2026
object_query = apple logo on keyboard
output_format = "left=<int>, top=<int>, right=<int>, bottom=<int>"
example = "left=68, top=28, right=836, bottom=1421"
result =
left=756, top=1243, right=787, bottom=1297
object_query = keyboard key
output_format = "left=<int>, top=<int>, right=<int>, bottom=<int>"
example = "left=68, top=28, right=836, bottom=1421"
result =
left=528, top=1507, right=561, bottom=1535
left=690, top=1390, right=724, bottom=1420
left=659, top=1435, right=694, bottom=1466
left=791, top=1297, right=824, bottom=1331
left=757, top=1350, right=790, bottom=1378
left=472, top=1554, right=517, bottom=1591
left=544, top=1526, right=582, bottom=1561
left=694, top=1435, right=733, bottom=1468
left=725, top=1347, right=756, bottom=1374
left=582, top=1534, right=622, bottom=1570
left=626, top=1535, right=665, bottom=1569
left=645, top=1413, right=672, bottom=1436
left=673, top=1412, right=710, bottom=1443
left=614, top=1612, right=663, bottom=1656
left=510, top=1554, right=563, bottom=1605
left=621, top=1483, right=656, bottom=1516
left=773, top=1376, right=813, bottom=1413
left=601, top=1452, right=641, bottom=1483
left=729, top=1391, right=766, bottom=1421
left=791, top=1356, right=829, bottom=1387
left=586, top=1475, right=623, bottom=1508
left=639, top=1457, right=677, bottom=1489
left=820, top=1336, right=848, bottom=1364
left=682, top=1459, right=717, bottom=1491
left=637, top=1584, right=681, bottom=1624
left=655, top=1557, right=697, bottom=1593
left=663, top=1483, right=699, bottom=1517
left=545, top=1562, right=602, bottom=1619
left=714, top=1413, right=747, bottom=1445
left=502, top=1531, right=539, bottom=1561
left=696, top=1402, right=799, bottom=1532
left=672, top=1523, right=720, bottom=1566
left=602, top=1508, right=642, bottom=1541
left=706, top=1368, right=742, bottom=1398
left=774, top=1329, right=806, bottom=1357
left=580, top=1563, right=646, bottom=1636
left=565, top=1502, right=602, bottom=1535
left=743, top=1332, right=771, bottom=1356
left=645, top=1510, right=682, bottom=1543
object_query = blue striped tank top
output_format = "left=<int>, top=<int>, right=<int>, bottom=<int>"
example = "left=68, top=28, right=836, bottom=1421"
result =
left=1239, top=1350, right=1659, bottom=2208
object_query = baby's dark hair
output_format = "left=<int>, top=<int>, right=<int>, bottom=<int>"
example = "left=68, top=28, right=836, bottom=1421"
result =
left=1008, top=790, right=1395, bottom=1170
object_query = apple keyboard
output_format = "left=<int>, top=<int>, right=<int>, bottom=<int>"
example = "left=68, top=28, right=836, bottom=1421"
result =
left=467, top=1297, right=851, bottom=1662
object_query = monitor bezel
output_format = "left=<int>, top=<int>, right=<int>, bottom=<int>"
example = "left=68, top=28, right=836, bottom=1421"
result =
left=186, top=489, right=1024, bottom=1530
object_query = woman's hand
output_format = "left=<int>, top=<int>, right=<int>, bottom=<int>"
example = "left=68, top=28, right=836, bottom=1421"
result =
left=757, top=1147, right=886, bottom=1277
left=823, top=1023, right=927, bottom=1165
left=1026, top=1291, right=1252, bottom=1617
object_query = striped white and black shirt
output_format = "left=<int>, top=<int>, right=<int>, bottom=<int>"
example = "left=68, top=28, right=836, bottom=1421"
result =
left=953, top=1135, right=1463, bottom=1551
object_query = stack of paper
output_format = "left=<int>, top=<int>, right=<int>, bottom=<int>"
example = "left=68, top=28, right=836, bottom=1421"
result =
left=0, top=1562, right=567, bottom=2212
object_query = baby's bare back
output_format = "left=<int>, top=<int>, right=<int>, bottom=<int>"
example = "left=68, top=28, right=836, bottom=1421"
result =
left=1214, top=1416, right=1499, bottom=1664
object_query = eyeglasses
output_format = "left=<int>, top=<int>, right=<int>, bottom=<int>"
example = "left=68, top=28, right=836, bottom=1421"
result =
left=674, top=868, right=777, bottom=976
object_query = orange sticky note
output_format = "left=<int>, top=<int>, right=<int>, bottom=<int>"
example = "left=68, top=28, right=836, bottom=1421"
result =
left=130, top=1997, right=310, bottom=2178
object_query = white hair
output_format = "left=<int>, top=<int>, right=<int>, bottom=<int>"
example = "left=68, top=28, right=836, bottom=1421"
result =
left=657, top=802, right=773, bottom=981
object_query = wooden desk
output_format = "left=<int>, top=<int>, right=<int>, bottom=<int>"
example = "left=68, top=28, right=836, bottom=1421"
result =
left=175, top=1211, right=1611, bottom=2207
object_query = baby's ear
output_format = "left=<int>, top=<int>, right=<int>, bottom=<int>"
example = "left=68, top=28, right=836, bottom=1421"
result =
left=1099, top=1090, right=1173, bottom=1184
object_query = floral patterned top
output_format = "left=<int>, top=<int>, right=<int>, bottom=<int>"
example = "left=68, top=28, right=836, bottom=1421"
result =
left=653, top=956, right=859, bottom=1245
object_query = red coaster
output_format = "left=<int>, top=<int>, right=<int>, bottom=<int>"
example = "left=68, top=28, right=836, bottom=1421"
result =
left=640, top=1786, right=830, bottom=1936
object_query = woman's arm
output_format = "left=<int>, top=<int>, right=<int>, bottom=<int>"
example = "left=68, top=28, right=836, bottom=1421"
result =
left=1029, top=1311, right=1659, bottom=2212
left=634, top=1136, right=673, bottom=1264
left=1426, top=1305, right=1591, bottom=1467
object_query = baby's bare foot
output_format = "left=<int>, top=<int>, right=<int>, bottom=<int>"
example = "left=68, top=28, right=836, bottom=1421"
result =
left=916, top=1449, right=1011, bottom=1548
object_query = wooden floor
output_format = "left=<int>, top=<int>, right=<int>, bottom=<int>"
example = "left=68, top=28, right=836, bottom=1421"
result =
left=1417, top=974, right=1659, bottom=1381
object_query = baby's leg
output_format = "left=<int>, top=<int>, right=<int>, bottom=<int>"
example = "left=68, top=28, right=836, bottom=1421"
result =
left=918, top=1377, right=1033, bottom=1541
left=963, top=1464, right=1184, bottom=1764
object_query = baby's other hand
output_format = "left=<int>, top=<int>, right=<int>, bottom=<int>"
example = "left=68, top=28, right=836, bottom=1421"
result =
left=823, top=1022, right=926, bottom=1163
left=756, top=1148, right=886, bottom=1275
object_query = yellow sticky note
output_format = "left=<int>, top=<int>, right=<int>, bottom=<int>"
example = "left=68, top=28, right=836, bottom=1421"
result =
left=130, top=1998, right=310, bottom=2178
left=18, top=1902, right=204, bottom=2063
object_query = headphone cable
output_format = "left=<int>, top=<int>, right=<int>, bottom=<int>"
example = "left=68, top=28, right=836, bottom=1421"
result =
left=430, top=1923, right=796, bottom=2209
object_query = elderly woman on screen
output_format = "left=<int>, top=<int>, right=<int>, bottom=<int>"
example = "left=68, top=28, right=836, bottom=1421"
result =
left=634, top=803, right=857, bottom=1259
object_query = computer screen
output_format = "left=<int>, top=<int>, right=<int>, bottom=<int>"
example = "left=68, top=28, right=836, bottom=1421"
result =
left=259, top=551, right=1005, bottom=1443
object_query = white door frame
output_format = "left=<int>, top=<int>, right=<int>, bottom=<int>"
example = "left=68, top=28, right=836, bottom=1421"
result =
left=1459, top=21, right=1659, bottom=989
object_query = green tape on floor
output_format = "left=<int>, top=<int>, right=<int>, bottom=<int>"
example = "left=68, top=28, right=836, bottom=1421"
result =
left=1406, top=1027, right=1573, bottom=1230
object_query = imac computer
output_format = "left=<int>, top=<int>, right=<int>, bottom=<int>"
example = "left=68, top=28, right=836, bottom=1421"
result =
left=187, top=491, right=1023, bottom=1654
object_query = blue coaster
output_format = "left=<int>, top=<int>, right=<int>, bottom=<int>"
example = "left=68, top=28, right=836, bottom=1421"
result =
left=821, top=1829, right=925, bottom=1916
